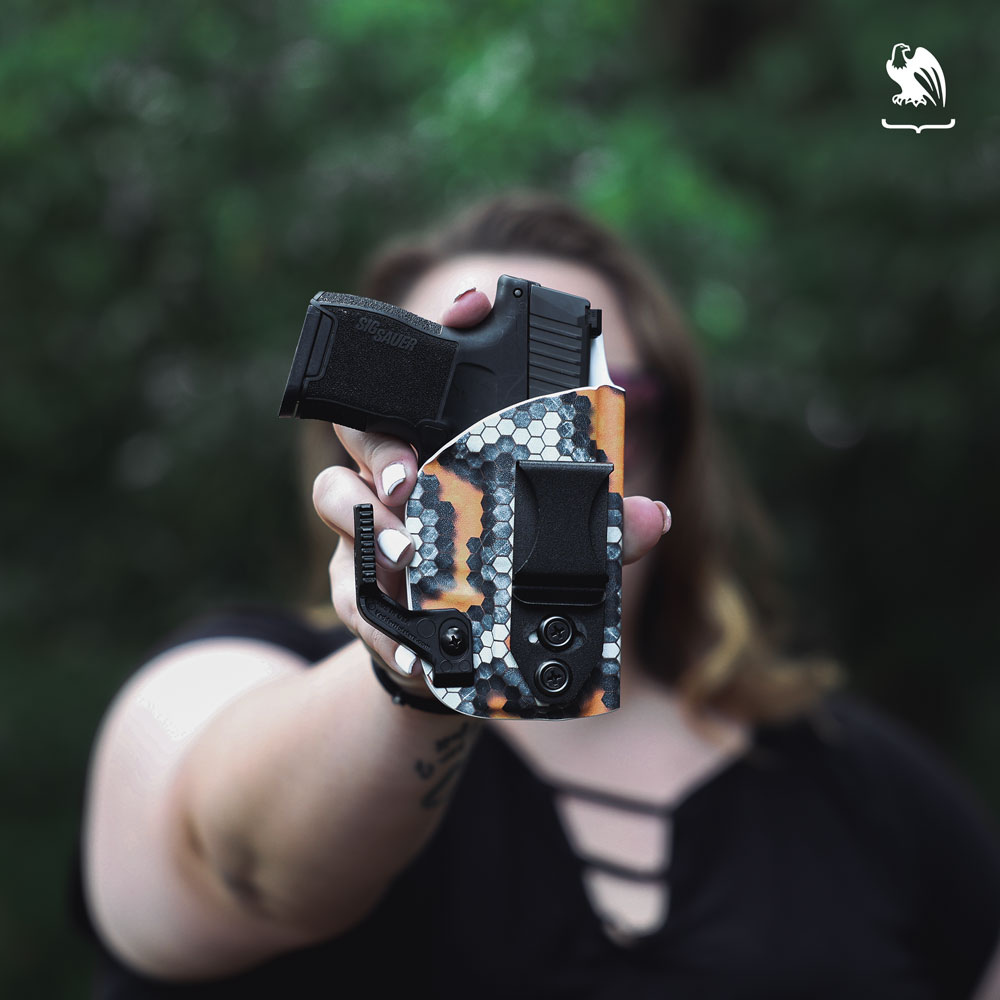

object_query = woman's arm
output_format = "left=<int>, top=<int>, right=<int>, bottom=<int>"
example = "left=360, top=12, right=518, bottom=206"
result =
left=83, top=633, right=478, bottom=982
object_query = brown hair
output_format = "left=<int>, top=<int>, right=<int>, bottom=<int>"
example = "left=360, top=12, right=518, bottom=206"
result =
left=301, top=188, right=839, bottom=722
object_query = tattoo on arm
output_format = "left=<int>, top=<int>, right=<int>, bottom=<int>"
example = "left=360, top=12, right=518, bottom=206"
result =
left=420, top=763, right=463, bottom=809
left=413, top=722, right=472, bottom=809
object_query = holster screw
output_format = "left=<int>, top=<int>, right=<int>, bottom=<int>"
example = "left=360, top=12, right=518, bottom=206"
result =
left=441, top=626, right=467, bottom=655
left=536, top=660, right=570, bottom=695
left=540, top=616, right=573, bottom=650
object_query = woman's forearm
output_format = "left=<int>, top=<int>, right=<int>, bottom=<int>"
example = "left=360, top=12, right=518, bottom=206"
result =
left=172, top=637, right=481, bottom=939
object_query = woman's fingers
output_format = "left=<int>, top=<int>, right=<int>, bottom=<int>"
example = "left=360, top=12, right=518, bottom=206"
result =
left=332, top=428, right=417, bottom=509
left=440, top=287, right=492, bottom=327
left=622, top=496, right=672, bottom=565
left=312, top=466, right=415, bottom=571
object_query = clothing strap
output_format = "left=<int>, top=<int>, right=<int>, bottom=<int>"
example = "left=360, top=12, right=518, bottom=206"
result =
left=371, top=657, right=455, bottom=714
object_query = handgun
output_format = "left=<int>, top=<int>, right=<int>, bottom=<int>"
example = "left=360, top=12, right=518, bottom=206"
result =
left=279, top=274, right=624, bottom=720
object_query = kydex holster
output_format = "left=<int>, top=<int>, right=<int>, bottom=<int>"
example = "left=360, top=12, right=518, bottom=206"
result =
left=279, top=275, right=624, bottom=720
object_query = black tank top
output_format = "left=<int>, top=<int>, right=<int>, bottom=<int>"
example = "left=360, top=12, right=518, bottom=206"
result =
left=72, top=608, right=1000, bottom=999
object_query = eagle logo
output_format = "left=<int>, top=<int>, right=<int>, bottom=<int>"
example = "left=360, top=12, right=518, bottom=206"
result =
left=881, top=43, right=955, bottom=132
left=886, top=43, right=946, bottom=107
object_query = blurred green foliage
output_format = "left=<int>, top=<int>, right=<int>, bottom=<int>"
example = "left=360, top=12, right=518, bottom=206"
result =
left=1, top=1, right=998, bottom=995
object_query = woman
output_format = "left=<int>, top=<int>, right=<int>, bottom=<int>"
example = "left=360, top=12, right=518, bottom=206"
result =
left=78, top=191, right=1000, bottom=998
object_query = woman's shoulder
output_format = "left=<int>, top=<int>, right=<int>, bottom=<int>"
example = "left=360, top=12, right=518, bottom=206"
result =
left=771, top=692, right=991, bottom=806
left=751, top=691, right=1000, bottom=905
left=752, top=691, right=996, bottom=825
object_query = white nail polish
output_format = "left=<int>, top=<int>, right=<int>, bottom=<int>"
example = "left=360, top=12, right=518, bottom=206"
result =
left=381, top=462, right=406, bottom=497
left=393, top=645, right=417, bottom=676
left=655, top=501, right=672, bottom=534
left=377, top=528, right=412, bottom=564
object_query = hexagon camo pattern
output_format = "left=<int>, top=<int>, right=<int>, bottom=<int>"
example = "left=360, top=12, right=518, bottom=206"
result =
left=405, top=385, right=624, bottom=720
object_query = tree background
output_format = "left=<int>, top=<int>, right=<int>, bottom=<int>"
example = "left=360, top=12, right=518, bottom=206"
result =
left=2, top=1, right=997, bottom=994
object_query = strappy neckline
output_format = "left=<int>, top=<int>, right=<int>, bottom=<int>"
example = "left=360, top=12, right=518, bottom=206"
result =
left=482, top=726, right=757, bottom=948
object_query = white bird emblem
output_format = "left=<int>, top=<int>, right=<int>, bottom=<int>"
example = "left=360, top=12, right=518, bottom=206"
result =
left=886, top=43, right=947, bottom=108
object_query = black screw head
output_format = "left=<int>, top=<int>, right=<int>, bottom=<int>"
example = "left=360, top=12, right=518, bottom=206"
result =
left=540, top=616, right=573, bottom=650
left=441, top=625, right=467, bottom=655
left=536, top=660, right=570, bottom=695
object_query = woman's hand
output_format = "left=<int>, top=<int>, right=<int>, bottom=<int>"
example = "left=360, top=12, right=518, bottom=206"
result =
left=312, top=287, right=671, bottom=691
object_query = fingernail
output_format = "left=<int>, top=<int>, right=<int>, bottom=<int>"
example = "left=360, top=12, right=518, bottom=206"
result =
left=393, top=644, right=417, bottom=676
left=654, top=501, right=672, bottom=534
left=381, top=462, right=406, bottom=497
left=453, top=283, right=477, bottom=302
left=377, top=528, right=412, bottom=564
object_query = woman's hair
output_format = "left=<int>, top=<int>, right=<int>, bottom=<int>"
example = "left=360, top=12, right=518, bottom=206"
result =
left=301, top=188, right=839, bottom=722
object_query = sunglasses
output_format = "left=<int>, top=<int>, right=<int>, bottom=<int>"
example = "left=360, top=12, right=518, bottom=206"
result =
left=609, top=368, right=668, bottom=418
left=608, top=368, right=668, bottom=466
